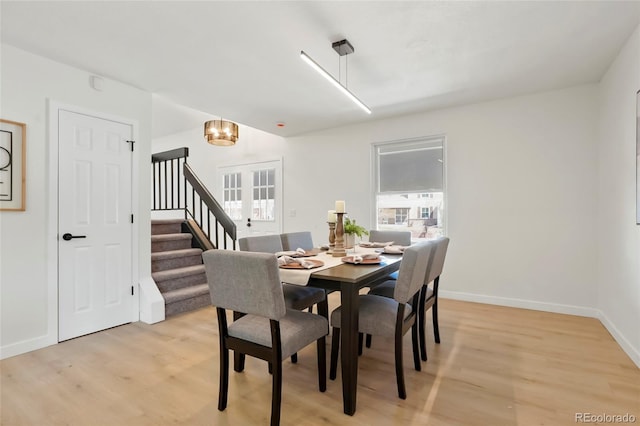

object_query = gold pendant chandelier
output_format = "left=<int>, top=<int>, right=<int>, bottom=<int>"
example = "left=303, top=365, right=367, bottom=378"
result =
left=204, top=119, right=239, bottom=146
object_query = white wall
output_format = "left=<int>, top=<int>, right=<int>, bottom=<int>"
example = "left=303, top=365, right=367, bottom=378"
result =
left=154, top=85, right=600, bottom=318
left=0, top=45, right=152, bottom=358
left=596, top=25, right=640, bottom=366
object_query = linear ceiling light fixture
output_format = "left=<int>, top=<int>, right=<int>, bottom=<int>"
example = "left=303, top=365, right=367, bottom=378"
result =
left=204, top=119, right=239, bottom=146
left=300, top=39, right=371, bottom=114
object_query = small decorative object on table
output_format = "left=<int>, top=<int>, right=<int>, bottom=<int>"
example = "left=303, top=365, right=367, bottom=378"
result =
left=332, top=201, right=347, bottom=257
left=327, top=210, right=337, bottom=250
left=344, top=218, right=369, bottom=252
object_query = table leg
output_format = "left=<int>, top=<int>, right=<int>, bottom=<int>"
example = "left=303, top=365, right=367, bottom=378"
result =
left=340, top=281, right=359, bottom=415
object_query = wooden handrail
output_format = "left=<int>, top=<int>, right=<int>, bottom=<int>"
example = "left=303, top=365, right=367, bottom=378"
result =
left=183, top=163, right=237, bottom=241
left=152, top=147, right=189, bottom=163
left=151, top=147, right=236, bottom=249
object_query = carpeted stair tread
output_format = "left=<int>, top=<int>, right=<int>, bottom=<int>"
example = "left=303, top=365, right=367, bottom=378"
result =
left=163, top=284, right=210, bottom=304
left=150, top=219, right=213, bottom=317
left=151, top=233, right=192, bottom=242
left=151, top=248, right=203, bottom=273
left=151, top=233, right=193, bottom=252
left=152, top=264, right=206, bottom=282
left=151, top=248, right=203, bottom=260
left=165, top=293, right=211, bottom=317
left=151, top=219, right=185, bottom=236
left=151, top=219, right=186, bottom=225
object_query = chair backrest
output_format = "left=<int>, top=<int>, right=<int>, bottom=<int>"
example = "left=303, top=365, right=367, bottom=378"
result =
left=393, top=241, right=434, bottom=303
left=238, top=234, right=283, bottom=253
left=203, top=249, right=286, bottom=320
left=426, top=237, right=450, bottom=284
left=369, top=230, right=412, bottom=246
left=280, top=231, right=314, bottom=251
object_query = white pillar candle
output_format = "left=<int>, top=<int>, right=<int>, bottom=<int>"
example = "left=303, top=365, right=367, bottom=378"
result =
left=327, top=210, right=336, bottom=223
left=335, top=200, right=345, bottom=213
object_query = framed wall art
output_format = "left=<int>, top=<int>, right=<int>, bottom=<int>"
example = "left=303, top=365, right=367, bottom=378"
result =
left=0, top=119, right=26, bottom=211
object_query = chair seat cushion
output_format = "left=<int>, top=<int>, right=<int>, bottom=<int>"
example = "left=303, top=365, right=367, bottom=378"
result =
left=330, top=295, right=412, bottom=338
left=282, top=284, right=325, bottom=310
left=228, top=309, right=328, bottom=360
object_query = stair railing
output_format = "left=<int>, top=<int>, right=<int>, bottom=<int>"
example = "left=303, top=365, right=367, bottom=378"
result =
left=151, top=147, right=237, bottom=250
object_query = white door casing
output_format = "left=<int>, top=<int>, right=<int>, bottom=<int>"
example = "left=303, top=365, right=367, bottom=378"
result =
left=58, top=109, right=134, bottom=341
left=217, top=159, right=282, bottom=239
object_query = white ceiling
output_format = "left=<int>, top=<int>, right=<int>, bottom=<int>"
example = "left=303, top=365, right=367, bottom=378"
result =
left=2, top=1, right=639, bottom=138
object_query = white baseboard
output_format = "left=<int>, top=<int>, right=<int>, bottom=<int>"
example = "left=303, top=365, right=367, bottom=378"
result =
left=139, top=276, right=165, bottom=324
left=597, top=310, right=640, bottom=368
left=439, top=290, right=599, bottom=318
left=0, top=334, right=57, bottom=360
left=440, top=290, right=640, bottom=368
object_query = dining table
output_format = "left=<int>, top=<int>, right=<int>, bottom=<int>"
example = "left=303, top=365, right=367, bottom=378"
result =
left=279, top=248, right=403, bottom=416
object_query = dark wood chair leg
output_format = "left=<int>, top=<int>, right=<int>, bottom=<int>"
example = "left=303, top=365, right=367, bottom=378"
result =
left=317, top=298, right=329, bottom=319
left=317, top=336, right=327, bottom=392
left=365, top=334, right=372, bottom=348
left=218, top=346, right=229, bottom=411
left=329, top=327, right=340, bottom=380
left=418, top=286, right=428, bottom=361
left=268, top=362, right=273, bottom=375
left=270, top=360, right=282, bottom=426
left=233, top=312, right=247, bottom=371
left=395, top=330, right=406, bottom=399
left=433, top=297, right=440, bottom=344
left=234, top=352, right=245, bottom=372
left=290, top=353, right=298, bottom=364
left=411, top=321, right=421, bottom=372
left=358, top=333, right=363, bottom=355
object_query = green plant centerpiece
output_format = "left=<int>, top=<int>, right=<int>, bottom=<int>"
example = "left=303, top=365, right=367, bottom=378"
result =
left=344, top=218, right=368, bottom=237
left=343, top=218, right=368, bottom=250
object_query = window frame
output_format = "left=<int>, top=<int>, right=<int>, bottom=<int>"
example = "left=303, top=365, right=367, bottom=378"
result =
left=371, top=135, right=447, bottom=238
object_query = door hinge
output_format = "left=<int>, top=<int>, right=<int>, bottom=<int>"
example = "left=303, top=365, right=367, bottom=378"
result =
left=131, top=286, right=134, bottom=296
left=131, top=214, right=134, bottom=223
left=126, top=140, right=135, bottom=152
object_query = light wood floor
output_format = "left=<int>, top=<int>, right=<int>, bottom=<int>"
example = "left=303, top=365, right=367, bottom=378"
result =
left=2, top=296, right=638, bottom=426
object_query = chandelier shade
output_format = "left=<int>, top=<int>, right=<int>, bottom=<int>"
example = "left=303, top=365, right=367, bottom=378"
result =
left=204, top=120, right=239, bottom=146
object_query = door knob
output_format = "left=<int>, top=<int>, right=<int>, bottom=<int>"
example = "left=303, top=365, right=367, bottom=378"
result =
left=62, top=233, right=87, bottom=241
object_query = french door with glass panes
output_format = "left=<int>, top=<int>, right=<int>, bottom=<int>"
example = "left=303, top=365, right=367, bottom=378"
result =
left=217, top=160, right=282, bottom=239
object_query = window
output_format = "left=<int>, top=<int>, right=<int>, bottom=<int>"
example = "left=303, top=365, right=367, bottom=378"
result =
left=252, top=168, right=275, bottom=221
left=395, top=208, right=410, bottom=224
left=223, top=172, right=242, bottom=220
left=373, top=136, right=445, bottom=240
left=420, top=207, right=432, bottom=218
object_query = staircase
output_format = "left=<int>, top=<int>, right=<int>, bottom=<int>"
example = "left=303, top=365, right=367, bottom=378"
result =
left=151, top=219, right=210, bottom=316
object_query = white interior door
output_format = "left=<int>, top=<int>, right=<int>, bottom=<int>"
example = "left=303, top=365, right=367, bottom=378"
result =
left=217, top=160, right=282, bottom=240
left=58, top=110, right=133, bottom=341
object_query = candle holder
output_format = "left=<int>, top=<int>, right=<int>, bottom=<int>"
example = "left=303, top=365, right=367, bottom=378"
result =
left=332, top=212, right=347, bottom=257
left=327, top=221, right=336, bottom=251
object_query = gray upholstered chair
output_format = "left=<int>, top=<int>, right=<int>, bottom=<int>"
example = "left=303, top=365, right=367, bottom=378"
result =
left=238, top=234, right=328, bottom=364
left=203, top=249, right=328, bottom=426
left=367, top=229, right=412, bottom=284
left=329, top=242, right=434, bottom=399
left=368, top=230, right=412, bottom=246
left=417, top=237, right=449, bottom=361
left=368, top=237, right=450, bottom=361
left=280, top=231, right=314, bottom=251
